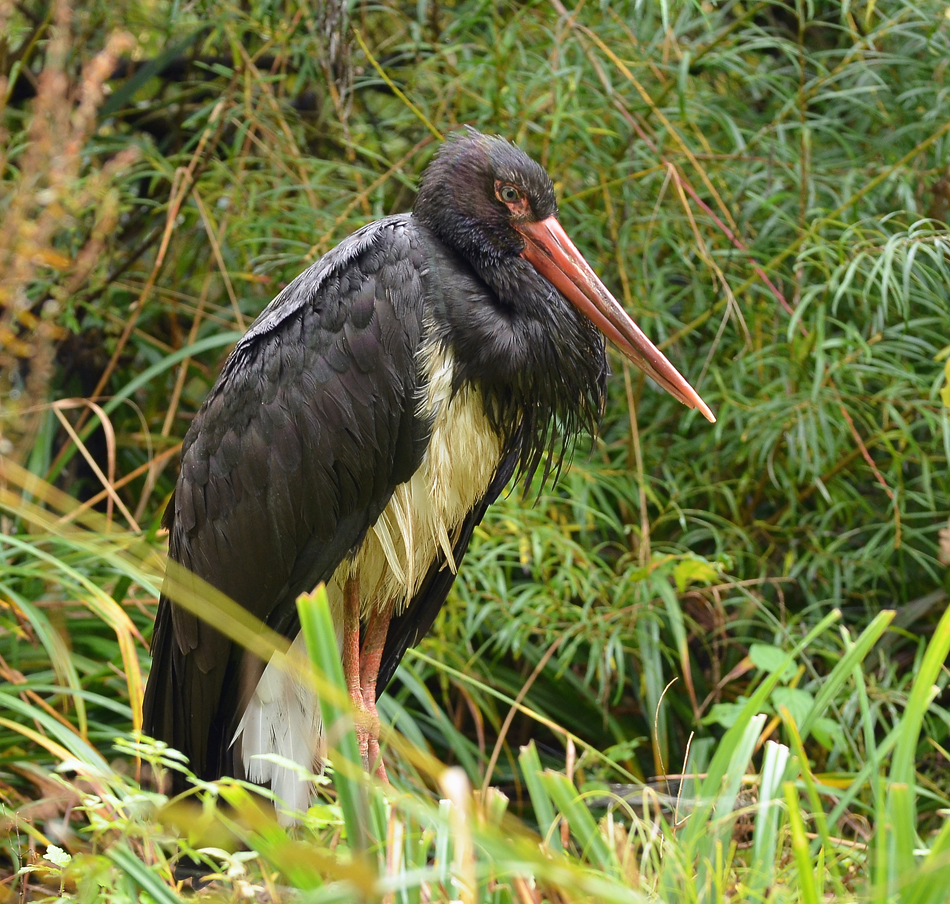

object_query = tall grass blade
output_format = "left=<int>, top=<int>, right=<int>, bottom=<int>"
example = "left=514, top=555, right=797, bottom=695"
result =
left=104, top=844, right=182, bottom=904
left=518, top=741, right=563, bottom=853
left=748, top=740, right=790, bottom=896
left=540, top=770, right=620, bottom=877
left=890, top=605, right=950, bottom=786
left=784, top=782, right=820, bottom=904
left=297, top=585, right=373, bottom=852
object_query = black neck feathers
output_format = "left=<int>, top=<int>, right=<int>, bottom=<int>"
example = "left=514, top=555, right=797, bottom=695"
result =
left=419, top=229, right=607, bottom=490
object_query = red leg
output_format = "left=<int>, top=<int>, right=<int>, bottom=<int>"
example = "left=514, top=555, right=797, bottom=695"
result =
left=360, top=607, right=392, bottom=783
left=342, top=575, right=370, bottom=763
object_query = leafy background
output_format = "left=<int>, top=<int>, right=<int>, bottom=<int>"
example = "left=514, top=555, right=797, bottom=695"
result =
left=2, top=0, right=950, bottom=900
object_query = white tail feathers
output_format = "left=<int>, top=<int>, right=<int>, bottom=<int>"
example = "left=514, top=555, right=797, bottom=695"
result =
left=233, top=633, right=325, bottom=824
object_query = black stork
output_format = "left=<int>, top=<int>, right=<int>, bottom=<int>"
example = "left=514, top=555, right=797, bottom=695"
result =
left=142, top=129, right=715, bottom=817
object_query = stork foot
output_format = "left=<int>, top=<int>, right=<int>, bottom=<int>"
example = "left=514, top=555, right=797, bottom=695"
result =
left=369, top=739, right=388, bottom=783
left=348, top=673, right=388, bottom=781
left=356, top=696, right=389, bottom=783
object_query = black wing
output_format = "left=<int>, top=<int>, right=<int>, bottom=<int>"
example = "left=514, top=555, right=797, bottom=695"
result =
left=143, top=215, right=431, bottom=783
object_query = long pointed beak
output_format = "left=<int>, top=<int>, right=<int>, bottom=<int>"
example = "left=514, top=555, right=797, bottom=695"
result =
left=519, top=216, right=715, bottom=423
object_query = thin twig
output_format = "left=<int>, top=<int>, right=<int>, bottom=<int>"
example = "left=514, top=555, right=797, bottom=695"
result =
left=481, top=634, right=565, bottom=795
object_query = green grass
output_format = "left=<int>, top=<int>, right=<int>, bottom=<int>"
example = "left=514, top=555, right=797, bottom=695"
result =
left=2, top=0, right=950, bottom=899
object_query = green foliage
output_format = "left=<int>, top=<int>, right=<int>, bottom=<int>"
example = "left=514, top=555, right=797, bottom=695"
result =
left=2, top=0, right=950, bottom=899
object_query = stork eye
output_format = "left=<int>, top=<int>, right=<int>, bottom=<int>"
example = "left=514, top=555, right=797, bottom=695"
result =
left=499, top=185, right=521, bottom=204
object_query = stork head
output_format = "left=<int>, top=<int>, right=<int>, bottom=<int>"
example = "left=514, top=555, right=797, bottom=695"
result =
left=413, top=129, right=715, bottom=423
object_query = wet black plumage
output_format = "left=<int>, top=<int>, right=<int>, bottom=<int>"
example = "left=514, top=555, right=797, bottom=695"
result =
left=143, top=129, right=712, bottom=798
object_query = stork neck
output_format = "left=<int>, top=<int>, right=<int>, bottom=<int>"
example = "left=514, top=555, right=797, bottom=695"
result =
left=418, top=224, right=608, bottom=486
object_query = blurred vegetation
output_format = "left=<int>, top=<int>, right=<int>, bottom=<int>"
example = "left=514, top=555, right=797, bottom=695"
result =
left=2, top=0, right=950, bottom=899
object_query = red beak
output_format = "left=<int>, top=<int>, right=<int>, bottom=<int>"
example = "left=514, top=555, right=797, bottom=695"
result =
left=519, top=217, right=715, bottom=423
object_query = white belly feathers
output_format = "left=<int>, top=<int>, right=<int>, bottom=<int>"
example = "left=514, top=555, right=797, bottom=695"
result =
left=234, top=341, right=504, bottom=818
left=330, top=341, right=503, bottom=614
